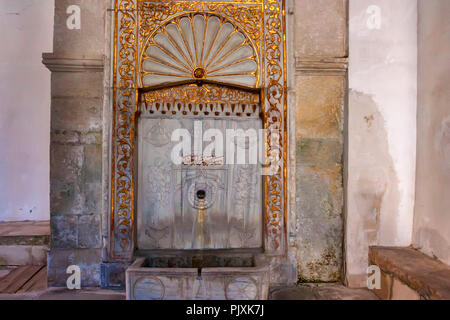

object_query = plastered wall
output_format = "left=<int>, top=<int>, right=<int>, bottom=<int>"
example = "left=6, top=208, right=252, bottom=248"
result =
left=0, top=0, right=54, bottom=222
left=413, top=0, right=450, bottom=265
left=347, top=0, right=418, bottom=287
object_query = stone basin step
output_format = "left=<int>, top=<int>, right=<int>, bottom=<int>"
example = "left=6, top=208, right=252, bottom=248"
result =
left=126, top=255, right=270, bottom=300
left=0, top=221, right=50, bottom=266
left=0, top=221, right=50, bottom=245
left=369, top=246, right=450, bottom=300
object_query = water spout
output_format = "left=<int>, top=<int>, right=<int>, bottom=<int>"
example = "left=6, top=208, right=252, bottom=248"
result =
left=196, top=189, right=206, bottom=249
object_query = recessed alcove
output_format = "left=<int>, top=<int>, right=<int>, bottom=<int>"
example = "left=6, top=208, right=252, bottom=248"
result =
left=113, top=6, right=287, bottom=299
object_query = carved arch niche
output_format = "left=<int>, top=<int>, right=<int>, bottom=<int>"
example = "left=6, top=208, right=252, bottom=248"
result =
left=110, top=0, right=287, bottom=261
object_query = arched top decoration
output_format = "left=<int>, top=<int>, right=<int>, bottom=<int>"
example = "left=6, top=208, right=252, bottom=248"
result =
left=111, top=0, right=287, bottom=261
left=139, top=13, right=260, bottom=88
left=140, top=83, right=261, bottom=118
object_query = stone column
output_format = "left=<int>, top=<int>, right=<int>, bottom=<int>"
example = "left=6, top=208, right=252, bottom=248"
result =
left=43, top=0, right=110, bottom=287
left=293, top=0, right=348, bottom=282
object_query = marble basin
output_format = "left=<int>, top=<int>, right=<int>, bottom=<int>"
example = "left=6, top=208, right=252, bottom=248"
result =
left=125, top=254, right=269, bottom=300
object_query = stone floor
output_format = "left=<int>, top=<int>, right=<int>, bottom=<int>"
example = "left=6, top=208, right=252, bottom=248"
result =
left=270, top=283, right=378, bottom=300
left=0, top=283, right=378, bottom=300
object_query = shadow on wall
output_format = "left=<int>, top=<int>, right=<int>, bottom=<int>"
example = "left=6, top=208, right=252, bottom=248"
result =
left=346, top=89, right=400, bottom=287
left=434, top=116, right=450, bottom=171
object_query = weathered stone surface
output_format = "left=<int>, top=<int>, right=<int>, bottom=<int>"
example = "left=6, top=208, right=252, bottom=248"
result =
left=50, top=140, right=102, bottom=223
left=296, top=139, right=342, bottom=167
left=0, top=246, right=47, bottom=266
left=369, top=246, right=450, bottom=300
left=101, top=262, right=129, bottom=289
left=51, top=98, right=102, bottom=132
left=294, top=74, right=345, bottom=283
left=46, top=0, right=107, bottom=290
left=294, top=0, right=347, bottom=58
left=51, top=130, right=102, bottom=146
left=78, top=215, right=101, bottom=249
left=295, top=75, right=345, bottom=139
left=51, top=130, right=81, bottom=145
left=82, top=144, right=102, bottom=214
left=51, top=216, right=77, bottom=249
left=51, top=72, right=104, bottom=98
left=50, top=144, right=84, bottom=216
left=80, top=132, right=102, bottom=145
left=270, top=285, right=318, bottom=300
left=47, top=248, right=102, bottom=287
left=31, top=246, right=48, bottom=265
left=51, top=214, right=102, bottom=249
left=53, top=0, right=109, bottom=59
left=268, top=255, right=298, bottom=286
left=296, top=165, right=343, bottom=282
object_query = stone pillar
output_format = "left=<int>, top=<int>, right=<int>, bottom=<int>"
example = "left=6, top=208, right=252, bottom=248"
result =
left=43, top=0, right=110, bottom=287
left=293, top=0, right=348, bottom=282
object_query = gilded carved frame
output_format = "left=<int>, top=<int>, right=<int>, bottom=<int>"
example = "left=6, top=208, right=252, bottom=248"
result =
left=111, top=0, right=287, bottom=260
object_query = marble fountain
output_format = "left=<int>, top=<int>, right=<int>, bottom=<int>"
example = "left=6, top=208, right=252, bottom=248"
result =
left=119, top=11, right=284, bottom=300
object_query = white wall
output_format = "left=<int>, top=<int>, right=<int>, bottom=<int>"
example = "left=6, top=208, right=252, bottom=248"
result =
left=0, top=0, right=54, bottom=221
left=346, top=0, right=417, bottom=287
left=413, top=0, right=450, bottom=265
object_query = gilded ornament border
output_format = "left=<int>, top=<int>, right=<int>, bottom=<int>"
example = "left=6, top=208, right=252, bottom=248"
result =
left=112, top=0, right=138, bottom=259
left=111, top=0, right=286, bottom=259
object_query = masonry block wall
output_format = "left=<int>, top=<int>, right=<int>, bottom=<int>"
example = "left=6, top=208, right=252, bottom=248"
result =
left=44, top=0, right=349, bottom=287
left=293, top=0, right=347, bottom=282
left=44, top=0, right=109, bottom=287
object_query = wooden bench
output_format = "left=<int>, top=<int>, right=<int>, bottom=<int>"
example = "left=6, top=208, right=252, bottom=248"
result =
left=369, top=246, right=450, bottom=300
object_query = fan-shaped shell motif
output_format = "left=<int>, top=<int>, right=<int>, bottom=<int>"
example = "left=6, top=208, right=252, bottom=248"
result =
left=141, top=13, right=259, bottom=88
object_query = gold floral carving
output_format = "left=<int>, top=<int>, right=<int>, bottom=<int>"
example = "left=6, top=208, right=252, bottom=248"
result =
left=138, top=1, right=263, bottom=54
left=140, top=83, right=261, bottom=117
left=112, top=0, right=138, bottom=258
left=263, top=0, right=286, bottom=252
left=206, top=3, right=263, bottom=47
left=111, top=0, right=286, bottom=259
left=138, top=1, right=203, bottom=42
left=142, top=83, right=260, bottom=106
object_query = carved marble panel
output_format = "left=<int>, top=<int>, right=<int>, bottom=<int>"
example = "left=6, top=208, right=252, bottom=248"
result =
left=137, top=117, right=263, bottom=250
left=111, top=0, right=287, bottom=259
